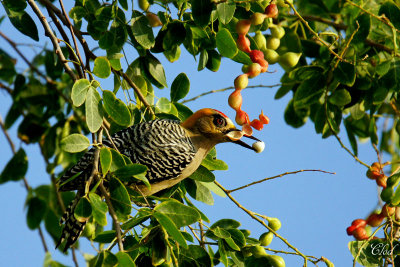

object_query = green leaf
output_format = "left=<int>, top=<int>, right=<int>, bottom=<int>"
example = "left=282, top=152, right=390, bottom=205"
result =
left=224, top=237, right=240, bottom=251
left=115, top=252, right=135, bottom=267
left=352, top=13, right=371, bottom=43
left=348, top=240, right=381, bottom=266
left=231, top=49, right=253, bottom=65
left=206, top=49, right=221, bottom=72
left=100, top=147, right=112, bottom=175
left=179, top=245, right=211, bottom=267
left=118, top=0, right=128, bottom=10
left=26, top=197, right=46, bottom=229
left=60, top=134, right=90, bottom=153
left=74, top=197, right=92, bottom=221
left=0, top=148, right=28, bottom=183
left=379, top=1, right=400, bottom=30
left=217, top=1, right=236, bottom=24
left=185, top=179, right=214, bottom=205
left=202, top=181, right=227, bottom=197
left=164, top=45, right=181, bottom=63
left=108, top=53, right=123, bottom=71
left=85, top=86, right=103, bottom=133
left=191, top=0, right=213, bottom=28
left=109, top=177, right=131, bottom=222
left=210, top=219, right=241, bottom=229
left=156, top=97, right=171, bottom=113
left=329, top=89, right=351, bottom=106
left=130, top=11, right=155, bottom=49
left=380, top=59, right=400, bottom=91
left=121, top=209, right=151, bottom=230
left=213, top=226, right=231, bottom=239
left=99, top=31, right=114, bottom=50
left=216, top=28, right=238, bottom=59
left=109, top=149, right=127, bottom=172
left=145, top=55, right=168, bottom=88
left=226, top=228, right=246, bottom=248
left=3, top=0, right=27, bottom=12
left=6, top=9, right=39, bottom=41
left=189, top=165, right=215, bottom=182
left=93, top=230, right=116, bottom=243
left=103, top=90, right=131, bottom=126
left=201, top=153, right=228, bottom=171
left=113, top=164, right=149, bottom=188
left=93, top=56, right=111, bottom=78
left=293, top=76, right=325, bottom=109
left=171, top=73, right=190, bottom=102
left=334, top=61, right=356, bottom=86
left=89, top=193, right=108, bottom=226
left=154, top=200, right=200, bottom=228
left=289, top=65, right=324, bottom=81
left=153, top=211, right=188, bottom=249
left=71, top=79, right=91, bottom=107
left=198, top=50, right=208, bottom=71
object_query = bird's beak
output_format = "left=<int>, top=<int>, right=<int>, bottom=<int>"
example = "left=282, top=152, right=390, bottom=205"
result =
left=225, top=129, right=261, bottom=152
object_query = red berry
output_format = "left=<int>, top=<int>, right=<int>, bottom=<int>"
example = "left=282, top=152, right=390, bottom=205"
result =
left=246, top=63, right=262, bottom=78
left=366, top=213, right=384, bottom=227
left=228, top=90, right=243, bottom=111
left=237, top=35, right=251, bottom=53
left=250, top=119, right=264, bottom=130
left=346, top=225, right=356, bottom=236
left=250, top=50, right=265, bottom=63
left=234, top=74, right=249, bottom=90
left=351, top=219, right=367, bottom=229
left=265, top=4, right=278, bottom=18
left=236, top=20, right=251, bottom=35
left=236, top=109, right=250, bottom=125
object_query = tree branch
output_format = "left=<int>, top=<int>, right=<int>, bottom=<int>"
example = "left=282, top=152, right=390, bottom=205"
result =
left=228, top=169, right=335, bottom=193
left=27, top=0, right=77, bottom=81
left=215, top=181, right=311, bottom=266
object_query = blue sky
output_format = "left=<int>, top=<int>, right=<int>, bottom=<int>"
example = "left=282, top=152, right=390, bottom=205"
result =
left=0, top=2, right=383, bottom=266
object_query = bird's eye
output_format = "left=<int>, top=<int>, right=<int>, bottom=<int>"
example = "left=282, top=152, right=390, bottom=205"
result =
left=213, top=116, right=226, bottom=127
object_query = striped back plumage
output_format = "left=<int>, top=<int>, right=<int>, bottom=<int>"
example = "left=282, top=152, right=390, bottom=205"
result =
left=56, top=119, right=197, bottom=251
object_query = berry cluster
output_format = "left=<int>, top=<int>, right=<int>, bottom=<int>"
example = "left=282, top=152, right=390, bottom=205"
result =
left=229, top=3, right=279, bottom=132
left=346, top=204, right=395, bottom=240
left=347, top=162, right=395, bottom=241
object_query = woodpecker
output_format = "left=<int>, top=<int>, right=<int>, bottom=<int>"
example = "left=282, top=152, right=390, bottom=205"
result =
left=56, top=108, right=262, bottom=251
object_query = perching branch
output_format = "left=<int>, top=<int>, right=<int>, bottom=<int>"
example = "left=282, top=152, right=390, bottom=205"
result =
left=228, top=169, right=335, bottom=193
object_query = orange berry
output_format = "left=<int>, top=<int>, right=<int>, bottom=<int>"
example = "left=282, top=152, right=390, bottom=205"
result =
left=353, top=227, right=368, bottom=240
left=250, top=119, right=264, bottom=130
left=242, top=123, right=253, bottom=136
left=366, top=213, right=384, bottom=227
left=237, top=35, right=251, bottom=53
left=236, top=20, right=251, bottom=35
left=381, top=204, right=395, bottom=217
left=234, top=74, right=249, bottom=90
left=228, top=90, right=243, bottom=111
left=259, top=111, right=270, bottom=124
left=376, top=175, right=387, bottom=188
left=236, top=109, right=250, bottom=125
left=258, top=58, right=269, bottom=73
left=246, top=63, right=262, bottom=78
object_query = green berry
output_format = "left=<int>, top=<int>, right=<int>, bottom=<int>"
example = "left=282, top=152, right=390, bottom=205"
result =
left=266, top=37, right=280, bottom=50
left=259, top=232, right=274, bottom=246
left=263, top=49, right=279, bottom=64
left=268, top=218, right=282, bottom=231
left=270, top=26, right=285, bottom=39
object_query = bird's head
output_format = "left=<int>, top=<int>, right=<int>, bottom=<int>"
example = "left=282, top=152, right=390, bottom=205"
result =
left=181, top=108, right=261, bottom=152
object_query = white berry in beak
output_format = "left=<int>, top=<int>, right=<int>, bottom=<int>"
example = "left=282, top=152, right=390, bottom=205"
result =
left=252, top=141, right=265, bottom=153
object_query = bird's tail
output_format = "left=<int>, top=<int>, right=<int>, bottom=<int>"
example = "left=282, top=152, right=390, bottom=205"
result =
left=56, top=193, right=87, bottom=252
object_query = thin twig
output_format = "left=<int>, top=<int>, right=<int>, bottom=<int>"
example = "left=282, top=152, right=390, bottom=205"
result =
left=58, top=0, right=86, bottom=77
left=99, top=183, right=124, bottom=251
left=345, top=0, right=400, bottom=34
left=27, top=0, right=77, bottom=81
left=285, top=0, right=345, bottom=62
left=181, top=84, right=281, bottom=104
left=0, top=115, right=16, bottom=154
left=333, top=21, right=359, bottom=69
left=71, top=248, right=79, bottom=267
left=214, top=181, right=310, bottom=266
left=0, top=82, right=13, bottom=94
left=228, top=169, right=335, bottom=193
